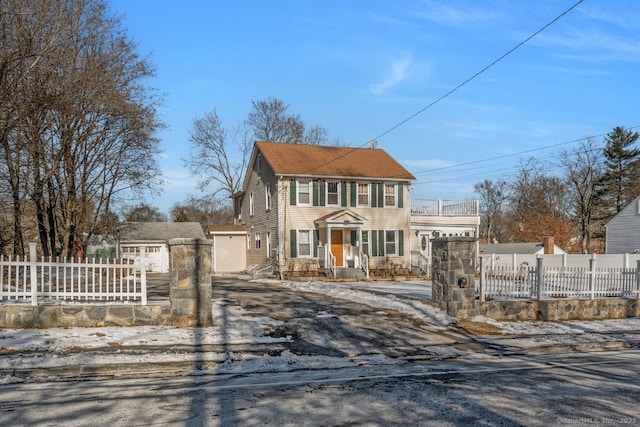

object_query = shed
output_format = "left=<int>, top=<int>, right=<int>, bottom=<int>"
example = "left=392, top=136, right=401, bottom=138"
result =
left=207, top=224, right=247, bottom=273
left=118, top=222, right=206, bottom=272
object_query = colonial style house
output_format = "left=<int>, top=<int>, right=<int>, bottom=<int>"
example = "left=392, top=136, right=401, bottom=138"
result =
left=232, top=142, right=416, bottom=279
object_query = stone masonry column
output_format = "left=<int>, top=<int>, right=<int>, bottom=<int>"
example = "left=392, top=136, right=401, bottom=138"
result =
left=168, top=238, right=213, bottom=327
left=431, top=237, right=478, bottom=319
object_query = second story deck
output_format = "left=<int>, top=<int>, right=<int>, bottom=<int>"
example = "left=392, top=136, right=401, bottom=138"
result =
left=411, top=199, right=479, bottom=217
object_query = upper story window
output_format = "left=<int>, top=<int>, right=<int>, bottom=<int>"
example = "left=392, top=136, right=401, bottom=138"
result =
left=298, top=179, right=311, bottom=205
left=265, top=182, right=271, bottom=211
left=357, top=183, right=369, bottom=207
left=256, top=153, right=262, bottom=172
left=249, top=191, right=254, bottom=216
left=327, top=181, right=339, bottom=206
left=384, top=184, right=396, bottom=207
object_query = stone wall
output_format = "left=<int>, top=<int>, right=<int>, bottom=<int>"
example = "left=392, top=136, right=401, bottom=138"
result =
left=476, top=298, right=640, bottom=322
left=0, top=238, right=215, bottom=329
left=0, top=304, right=174, bottom=328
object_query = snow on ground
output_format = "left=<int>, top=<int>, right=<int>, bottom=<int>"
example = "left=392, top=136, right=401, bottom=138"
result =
left=0, top=277, right=639, bottom=384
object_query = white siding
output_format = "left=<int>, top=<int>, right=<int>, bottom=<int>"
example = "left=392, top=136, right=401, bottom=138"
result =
left=606, top=197, right=640, bottom=254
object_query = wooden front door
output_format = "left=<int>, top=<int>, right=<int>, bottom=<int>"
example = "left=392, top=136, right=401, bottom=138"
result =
left=331, top=229, right=343, bottom=267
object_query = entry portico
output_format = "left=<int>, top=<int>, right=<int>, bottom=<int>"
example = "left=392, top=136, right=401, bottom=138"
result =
left=315, top=209, right=368, bottom=269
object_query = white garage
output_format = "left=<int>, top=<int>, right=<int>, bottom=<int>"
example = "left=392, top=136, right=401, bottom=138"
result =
left=207, top=224, right=247, bottom=273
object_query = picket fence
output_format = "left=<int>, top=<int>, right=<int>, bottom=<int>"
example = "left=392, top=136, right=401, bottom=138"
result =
left=479, top=255, right=640, bottom=301
left=0, top=243, right=147, bottom=306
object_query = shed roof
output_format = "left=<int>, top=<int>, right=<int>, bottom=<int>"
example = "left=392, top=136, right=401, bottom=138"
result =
left=118, top=222, right=205, bottom=242
left=256, top=141, right=416, bottom=180
left=479, top=242, right=544, bottom=255
left=207, top=224, right=246, bottom=234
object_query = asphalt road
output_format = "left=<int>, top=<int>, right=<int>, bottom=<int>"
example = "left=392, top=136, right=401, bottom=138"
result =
left=1, top=350, right=638, bottom=426
left=1, top=276, right=639, bottom=426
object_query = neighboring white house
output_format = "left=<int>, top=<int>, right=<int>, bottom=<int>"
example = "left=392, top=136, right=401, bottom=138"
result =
left=117, top=222, right=206, bottom=272
left=207, top=224, right=247, bottom=273
left=410, top=199, right=480, bottom=276
left=606, top=196, right=640, bottom=254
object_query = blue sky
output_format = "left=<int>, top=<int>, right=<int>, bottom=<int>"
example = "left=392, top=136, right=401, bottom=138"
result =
left=108, top=0, right=640, bottom=213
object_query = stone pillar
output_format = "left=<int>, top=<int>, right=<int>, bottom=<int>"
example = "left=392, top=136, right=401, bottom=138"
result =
left=431, top=237, right=478, bottom=319
left=168, top=238, right=213, bottom=327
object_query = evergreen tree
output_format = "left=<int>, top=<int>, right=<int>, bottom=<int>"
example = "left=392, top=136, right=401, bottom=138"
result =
left=594, top=126, right=640, bottom=223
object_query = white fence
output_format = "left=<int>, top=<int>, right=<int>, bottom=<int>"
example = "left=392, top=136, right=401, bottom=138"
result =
left=479, top=255, right=640, bottom=301
left=0, top=243, right=147, bottom=306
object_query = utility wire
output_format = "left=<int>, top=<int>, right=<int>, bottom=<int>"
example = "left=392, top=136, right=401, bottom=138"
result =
left=301, top=0, right=584, bottom=175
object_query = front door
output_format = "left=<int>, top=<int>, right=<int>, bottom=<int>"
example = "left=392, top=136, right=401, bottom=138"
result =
left=331, top=229, right=343, bottom=267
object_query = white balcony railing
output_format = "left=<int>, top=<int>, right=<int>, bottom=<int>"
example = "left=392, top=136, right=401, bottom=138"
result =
left=411, top=199, right=478, bottom=217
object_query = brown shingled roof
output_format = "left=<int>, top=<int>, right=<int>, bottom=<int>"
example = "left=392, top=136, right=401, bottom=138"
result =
left=256, top=142, right=416, bottom=180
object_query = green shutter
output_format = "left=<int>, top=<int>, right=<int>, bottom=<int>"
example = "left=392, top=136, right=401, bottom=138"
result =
left=319, top=181, right=326, bottom=206
left=397, top=184, right=403, bottom=208
left=371, top=230, right=378, bottom=257
left=379, top=230, right=385, bottom=255
left=371, top=183, right=377, bottom=207
left=341, top=181, right=347, bottom=207
left=290, top=230, right=297, bottom=257
left=377, top=183, right=384, bottom=207
left=313, top=230, right=319, bottom=257
left=350, top=182, right=356, bottom=207
left=290, top=180, right=296, bottom=205
left=313, top=181, right=319, bottom=206
left=398, top=230, right=404, bottom=256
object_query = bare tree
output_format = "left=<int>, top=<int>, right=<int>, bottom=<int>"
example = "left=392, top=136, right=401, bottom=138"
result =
left=185, top=97, right=330, bottom=200
left=559, top=138, right=603, bottom=253
left=121, top=203, right=167, bottom=223
left=169, top=196, right=233, bottom=230
left=186, top=110, right=252, bottom=199
left=473, top=179, right=509, bottom=243
left=0, top=0, right=163, bottom=257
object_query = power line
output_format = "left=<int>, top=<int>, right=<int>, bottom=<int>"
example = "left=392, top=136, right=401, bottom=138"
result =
left=302, top=0, right=584, bottom=175
left=366, top=0, right=584, bottom=143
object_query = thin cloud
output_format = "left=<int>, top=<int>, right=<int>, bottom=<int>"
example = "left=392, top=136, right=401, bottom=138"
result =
left=370, top=55, right=412, bottom=95
left=410, top=1, right=499, bottom=28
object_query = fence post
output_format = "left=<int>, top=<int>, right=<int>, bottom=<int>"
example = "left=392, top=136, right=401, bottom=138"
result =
left=536, top=255, right=543, bottom=300
left=636, top=260, right=640, bottom=300
left=589, top=254, right=596, bottom=300
left=479, top=255, right=485, bottom=302
left=140, top=247, right=147, bottom=306
left=29, top=243, right=38, bottom=306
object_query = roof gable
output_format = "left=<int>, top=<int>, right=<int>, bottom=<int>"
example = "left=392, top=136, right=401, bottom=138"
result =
left=256, top=141, right=415, bottom=180
left=118, top=222, right=206, bottom=242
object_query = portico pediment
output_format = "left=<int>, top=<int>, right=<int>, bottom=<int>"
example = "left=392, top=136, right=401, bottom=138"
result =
left=315, top=209, right=368, bottom=228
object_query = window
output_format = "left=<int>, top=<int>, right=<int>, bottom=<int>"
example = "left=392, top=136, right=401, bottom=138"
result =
left=257, top=154, right=262, bottom=172
left=384, top=184, right=396, bottom=207
left=298, top=230, right=311, bottom=257
left=249, top=192, right=254, bottom=216
left=327, top=181, right=339, bottom=206
left=255, top=232, right=261, bottom=249
left=385, top=230, right=396, bottom=255
left=298, top=180, right=311, bottom=205
left=361, top=230, right=369, bottom=255
left=265, top=183, right=271, bottom=211
left=357, top=183, right=369, bottom=206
